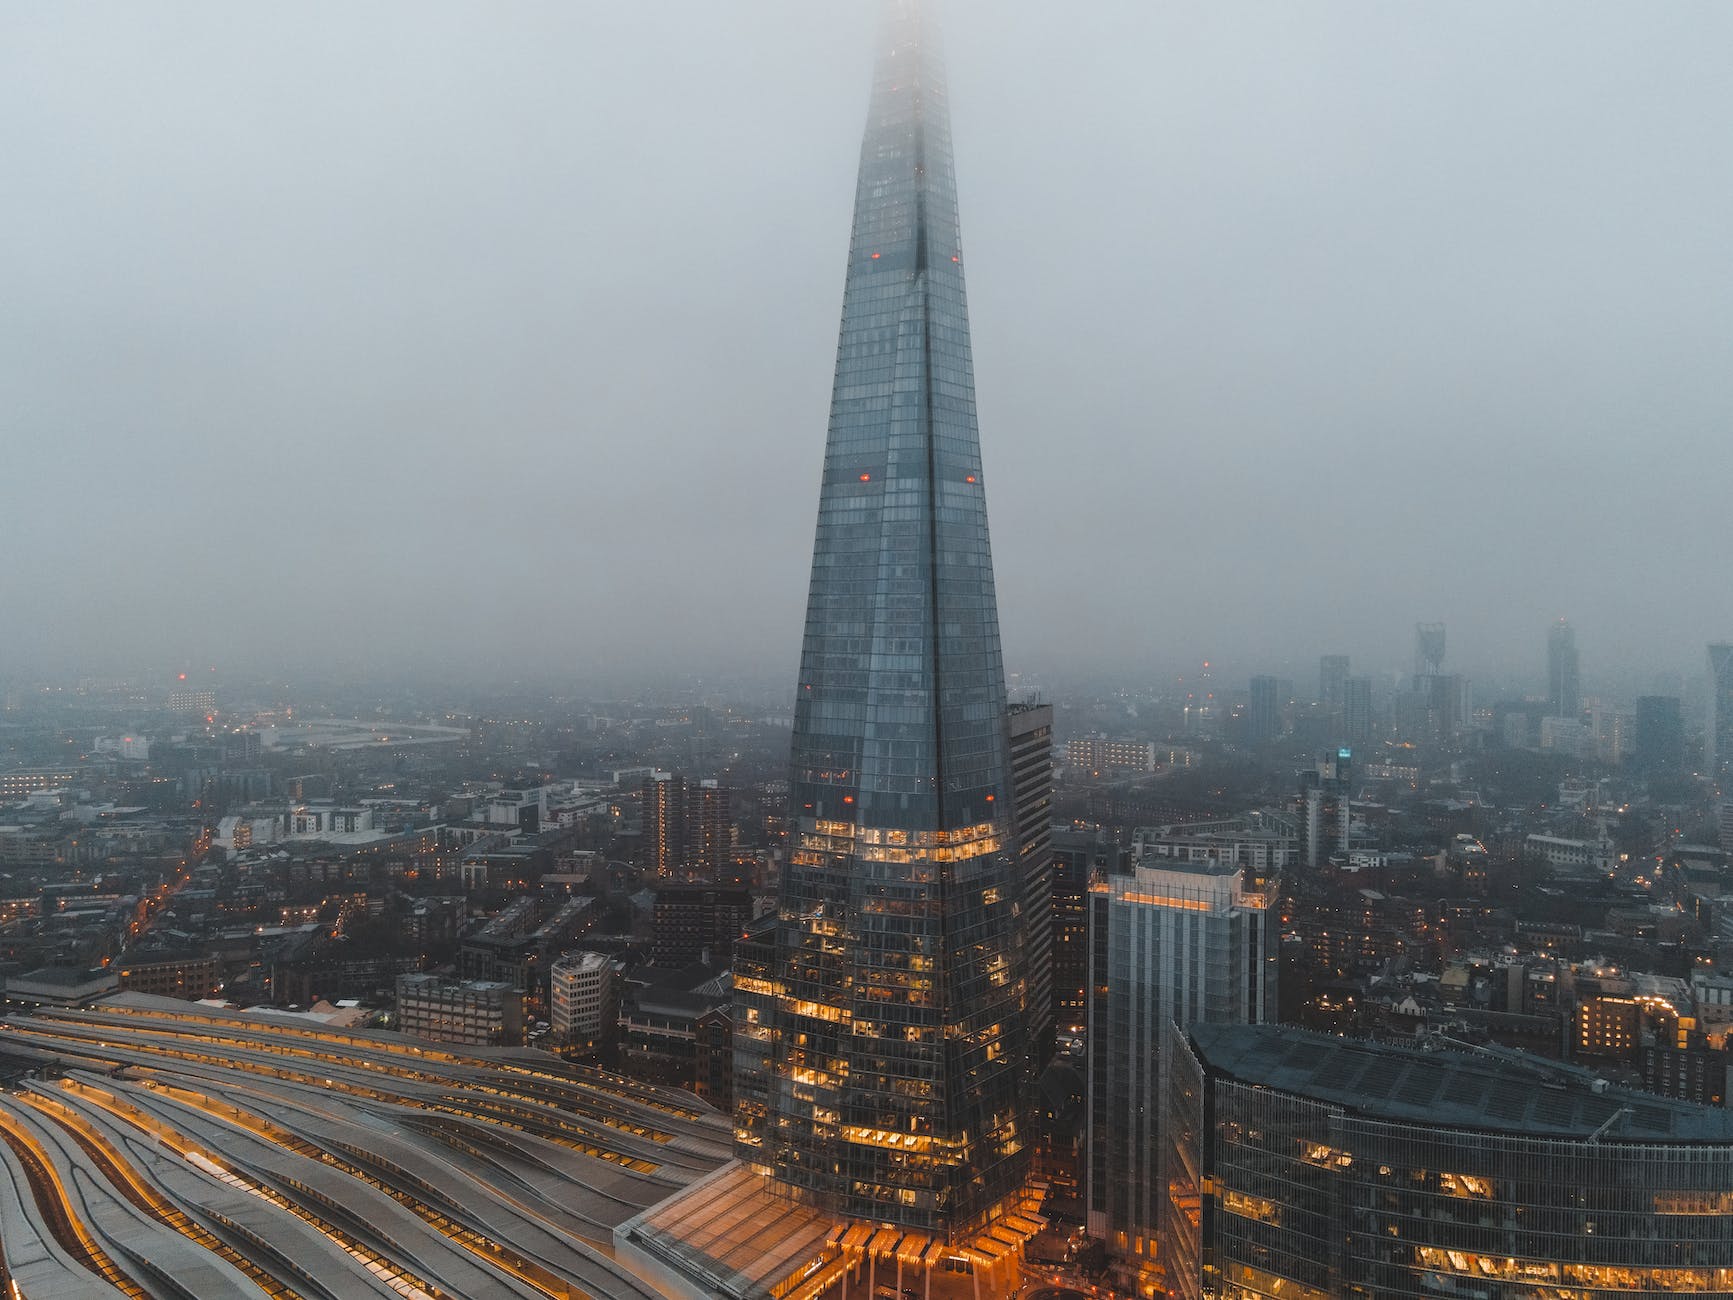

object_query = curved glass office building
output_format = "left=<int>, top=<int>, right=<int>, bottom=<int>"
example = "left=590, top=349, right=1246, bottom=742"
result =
left=1167, top=1024, right=1733, bottom=1298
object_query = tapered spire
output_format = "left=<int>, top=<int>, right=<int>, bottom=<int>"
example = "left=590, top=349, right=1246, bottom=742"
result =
left=791, top=0, right=1007, bottom=834
left=734, top=0, right=1031, bottom=1240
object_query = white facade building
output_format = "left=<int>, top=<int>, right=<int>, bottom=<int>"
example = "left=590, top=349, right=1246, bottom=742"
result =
left=1086, top=861, right=1278, bottom=1261
left=549, top=951, right=621, bottom=1050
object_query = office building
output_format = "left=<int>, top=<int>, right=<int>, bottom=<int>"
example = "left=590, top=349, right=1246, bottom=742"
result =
left=1063, top=736, right=1158, bottom=774
left=1711, top=642, right=1733, bottom=778
left=549, top=950, right=620, bottom=1053
left=1247, top=675, right=1282, bottom=744
left=1085, top=860, right=1277, bottom=1264
left=0, top=768, right=79, bottom=801
left=1166, top=1023, right=1733, bottom=1299
left=1342, top=675, right=1374, bottom=746
left=1050, top=830, right=1118, bottom=1035
left=116, top=955, right=219, bottom=1001
left=1008, top=701, right=1055, bottom=1067
left=733, top=0, right=1033, bottom=1246
left=1415, top=622, right=1446, bottom=677
left=1318, top=654, right=1350, bottom=710
left=394, top=973, right=524, bottom=1047
left=1632, top=694, right=1685, bottom=779
left=1406, top=623, right=1471, bottom=743
left=1547, top=617, right=1581, bottom=718
left=1575, top=993, right=1641, bottom=1062
left=166, top=688, right=217, bottom=716
left=1423, top=672, right=1471, bottom=742
left=1590, top=700, right=1627, bottom=764
left=1134, top=809, right=1301, bottom=875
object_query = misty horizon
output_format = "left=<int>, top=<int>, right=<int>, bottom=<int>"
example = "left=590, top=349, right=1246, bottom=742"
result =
left=4, top=2, right=1730, bottom=691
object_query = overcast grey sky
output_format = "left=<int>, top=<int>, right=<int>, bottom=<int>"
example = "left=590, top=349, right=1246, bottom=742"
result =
left=3, top=2, right=1730, bottom=691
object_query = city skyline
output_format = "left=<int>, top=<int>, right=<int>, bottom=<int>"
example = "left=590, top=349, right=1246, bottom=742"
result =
left=4, top=2, right=1732, bottom=682
left=3, top=5, right=1733, bottom=1297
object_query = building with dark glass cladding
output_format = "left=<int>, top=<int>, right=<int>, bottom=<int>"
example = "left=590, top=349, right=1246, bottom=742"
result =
left=1631, top=694, right=1685, bottom=779
left=1007, top=701, right=1055, bottom=1069
left=733, top=0, right=1033, bottom=1241
left=1547, top=617, right=1581, bottom=720
left=1165, top=1023, right=1733, bottom=1300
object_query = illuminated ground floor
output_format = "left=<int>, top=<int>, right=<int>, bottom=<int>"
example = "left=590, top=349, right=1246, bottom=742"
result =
left=616, top=1162, right=1049, bottom=1300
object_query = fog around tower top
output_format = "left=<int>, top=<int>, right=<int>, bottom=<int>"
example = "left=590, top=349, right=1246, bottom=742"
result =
left=2, top=1, right=1729, bottom=691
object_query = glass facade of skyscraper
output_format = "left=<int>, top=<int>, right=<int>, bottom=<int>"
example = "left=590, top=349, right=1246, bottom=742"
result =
left=733, top=0, right=1031, bottom=1241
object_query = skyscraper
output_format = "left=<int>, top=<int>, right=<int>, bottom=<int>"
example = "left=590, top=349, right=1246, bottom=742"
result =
left=1318, top=654, right=1350, bottom=710
left=1711, top=643, right=1733, bottom=779
left=1085, top=859, right=1277, bottom=1266
left=1342, top=674, right=1374, bottom=746
left=1248, top=675, right=1281, bottom=744
left=1632, top=695, right=1685, bottom=780
left=736, top=1, right=1032, bottom=1241
left=1297, top=748, right=1352, bottom=868
left=1007, top=701, right=1055, bottom=1069
left=1548, top=618, right=1581, bottom=719
left=1415, top=622, right=1447, bottom=678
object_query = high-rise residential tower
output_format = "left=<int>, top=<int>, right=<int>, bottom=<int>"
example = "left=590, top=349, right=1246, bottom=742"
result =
left=1318, top=654, right=1350, bottom=710
left=641, top=773, right=730, bottom=880
left=1548, top=618, right=1581, bottom=719
left=735, top=1, right=1032, bottom=1242
left=1342, top=674, right=1374, bottom=746
left=1248, top=675, right=1282, bottom=744
left=1085, top=859, right=1278, bottom=1266
left=1711, top=643, right=1733, bottom=779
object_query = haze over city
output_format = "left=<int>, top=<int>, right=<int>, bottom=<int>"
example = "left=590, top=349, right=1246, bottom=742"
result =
left=5, top=0, right=1730, bottom=686
left=7, top=5, right=1733, bottom=1299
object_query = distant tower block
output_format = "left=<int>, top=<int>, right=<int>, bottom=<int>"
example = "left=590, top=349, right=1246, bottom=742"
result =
left=1415, top=623, right=1446, bottom=678
left=1548, top=619, right=1581, bottom=720
left=1319, top=655, right=1350, bottom=710
left=1710, top=642, right=1733, bottom=778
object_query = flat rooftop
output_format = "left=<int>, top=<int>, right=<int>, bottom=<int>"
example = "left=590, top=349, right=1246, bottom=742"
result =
left=618, top=1161, right=839, bottom=1300
left=1191, top=1023, right=1733, bottom=1143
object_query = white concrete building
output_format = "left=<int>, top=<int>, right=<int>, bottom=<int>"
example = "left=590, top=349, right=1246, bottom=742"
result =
left=550, top=951, right=621, bottom=1051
